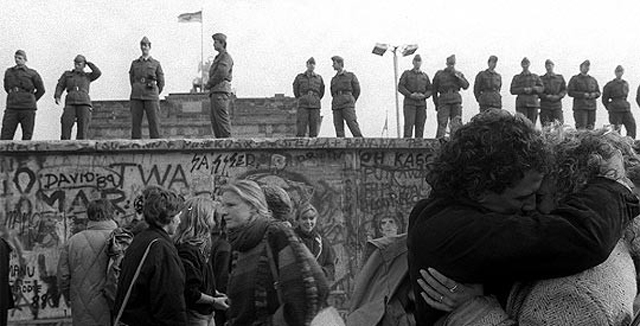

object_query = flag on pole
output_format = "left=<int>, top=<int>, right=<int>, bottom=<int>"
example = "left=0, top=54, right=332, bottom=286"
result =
left=178, top=11, right=202, bottom=23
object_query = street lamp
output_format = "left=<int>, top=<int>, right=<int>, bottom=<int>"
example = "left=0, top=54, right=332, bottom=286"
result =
left=372, top=43, right=418, bottom=138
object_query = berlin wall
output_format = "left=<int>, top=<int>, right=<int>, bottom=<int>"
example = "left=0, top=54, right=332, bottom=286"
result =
left=0, top=137, right=439, bottom=324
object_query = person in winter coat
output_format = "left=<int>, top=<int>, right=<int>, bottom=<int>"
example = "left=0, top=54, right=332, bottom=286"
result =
left=221, top=180, right=330, bottom=326
left=175, top=197, right=229, bottom=326
left=113, top=186, right=187, bottom=326
left=294, top=202, right=337, bottom=281
left=209, top=212, right=231, bottom=326
left=57, top=199, right=118, bottom=326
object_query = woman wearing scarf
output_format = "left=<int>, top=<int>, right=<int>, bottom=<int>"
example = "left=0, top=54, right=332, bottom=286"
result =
left=294, top=202, right=337, bottom=281
left=221, top=180, right=329, bottom=326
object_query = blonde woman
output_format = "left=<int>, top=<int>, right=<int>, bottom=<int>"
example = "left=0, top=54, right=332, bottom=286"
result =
left=175, top=197, right=229, bottom=326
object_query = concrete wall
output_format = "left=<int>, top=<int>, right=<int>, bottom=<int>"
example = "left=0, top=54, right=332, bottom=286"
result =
left=0, top=137, right=438, bottom=324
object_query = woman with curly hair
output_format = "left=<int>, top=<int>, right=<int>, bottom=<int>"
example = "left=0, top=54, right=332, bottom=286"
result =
left=220, top=180, right=330, bottom=326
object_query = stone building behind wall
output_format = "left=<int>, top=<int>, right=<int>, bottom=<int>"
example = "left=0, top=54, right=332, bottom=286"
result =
left=88, top=93, right=298, bottom=139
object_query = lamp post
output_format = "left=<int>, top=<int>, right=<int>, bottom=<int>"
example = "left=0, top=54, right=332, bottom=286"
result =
left=372, top=43, right=418, bottom=138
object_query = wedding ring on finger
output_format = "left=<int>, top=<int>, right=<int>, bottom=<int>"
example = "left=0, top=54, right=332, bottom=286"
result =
left=449, top=284, right=458, bottom=293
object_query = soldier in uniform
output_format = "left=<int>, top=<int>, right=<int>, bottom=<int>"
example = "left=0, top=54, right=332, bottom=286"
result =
left=398, top=54, right=432, bottom=138
left=432, top=55, right=469, bottom=138
left=473, top=55, right=501, bottom=112
left=1, top=50, right=45, bottom=140
left=292, top=57, right=324, bottom=137
left=510, top=57, right=544, bottom=125
left=539, top=59, right=567, bottom=126
left=54, top=55, right=101, bottom=140
left=129, top=36, right=164, bottom=139
left=205, top=32, right=234, bottom=138
left=330, top=56, right=362, bottom=137
left=568, top=60, right=600, bottom=130
left=603, top=65, right=635, bottom=138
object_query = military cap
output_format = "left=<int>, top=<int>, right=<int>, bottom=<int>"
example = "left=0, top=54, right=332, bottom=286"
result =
left=14, top=49, right=27, bottom=60
left=521, top=57, right=530, bottom=64
left=140, top=36, right=151, bottom=45
left=488, top=55, right=498, bottom=63
left=580, top=60, right=590, bottom=67
left=413, top=54, right=422, bottom=62
left=307, top=57, right=316, bottom=65
left=74, top=54, right=86, bottom=63
left=331, top=55, right=344, bottom=65
left=545, top=59, right=554, bottom=65
left=446, top=54, right=456, bottom=65
left=212, top=33, right=227, bottom=42
left=615, top=65, right=624, bottom=72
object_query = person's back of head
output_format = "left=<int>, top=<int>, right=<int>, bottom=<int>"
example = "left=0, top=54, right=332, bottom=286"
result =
left=428, top=109, right=551, bottom=201
left=142, top=186, right=185, bottom=228
left=174, top=197, right=217, bottom=255
left=261, top=184, right=293, bottom=225
left=87, top=199, right=115, bottom=222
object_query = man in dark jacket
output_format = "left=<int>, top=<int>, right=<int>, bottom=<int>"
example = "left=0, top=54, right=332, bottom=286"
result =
left=408, top=109, right=639, bottom=325
left=568, top=60, right=600, bottom=130
left=129, top=36, right=165, bottom=139
left=398, top=54, right=432, bottom=138
left=293, top=57, right=325, bottom=137
left=473, top=55, right=502, bottom=112
left=205, top=32, right=234, bottom=138
left=510, top=57, right=544, bottom=125
left=432, top=55, right=469, bottom=138
left=330, top=56, right=362, bottom=137
left=1, top=50, right=45, bottom=140
left=603, top=65, right=635, bottom=138
left=54, top=55, right=101, bottom=140
left=539, top=59, right=567, bottom=126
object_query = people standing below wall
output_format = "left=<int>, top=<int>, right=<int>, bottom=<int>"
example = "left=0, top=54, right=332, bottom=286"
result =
left=603, top=65, right=636, bottom=139
left=113, top=186, right=187, bottom=326
left=1, top=50, right=45, bottom=140
left=293, top=57, right=325, bottom=137
left=330, top=55, right=363, bottom=138
left=129, top=36, right=164, bottom=139
left=209, top=206, right=231, bottom=326
left=432, top=55, right=469, bottom=139
left=175, top=197, right=229, bottom=326
left=568, top=60, right=600, bottom=130
left=205, top=33, right=234, bottom=138
left=397, top=54, right=432, bottom=138
left=510, top=57, right=544, bottom=126
left=294, top=202, right=337, bottom=281
left=56, top=199, right=118, bottom=326
left=54, top=55, right=101, bottom=140
left=539, top=59, right=567, bottom=126
left=473, top=55, right=502, bottom=112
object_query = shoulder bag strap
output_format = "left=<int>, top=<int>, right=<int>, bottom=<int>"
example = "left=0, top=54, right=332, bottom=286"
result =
left=264, top=237, right=283, bottom=305
left=113, top=238, right=159, bottom=325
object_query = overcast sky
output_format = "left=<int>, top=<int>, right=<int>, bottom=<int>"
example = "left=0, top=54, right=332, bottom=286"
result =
left=2, top=0, right=640, bottom=139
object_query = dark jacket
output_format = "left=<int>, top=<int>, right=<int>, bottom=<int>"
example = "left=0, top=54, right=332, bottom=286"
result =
left=129, top=56, right=165, bottom=100
left=474, top=69, right=502, bottom=109
left=113, top=226, right=187, bottom=326
left=54, top=62, right=101, bottom=107
left=293, top=71, right=325, bottom=109
left=510, top=71, right=544, bottom=108
left=432, top=68, right=469, bottom=106
left=568, top=73, right=601, bottom=110
left=602, top=78, right=631, bottom=112
left=4, top=65, right=45, bottom=110
left=398, top=68, right=432, bottom=107
left=331, top=70, right=360, bottom=110
left=407, top=177, right=640, bottom=325
left=540, top=72, right=567, bottom=110
left=0, top=238, right=13, bottom=326
left=294, top=226, right=337, bottom=281
left=206, top=50, right=233, bottom=94
left=176, top=243, right=216, bottom=315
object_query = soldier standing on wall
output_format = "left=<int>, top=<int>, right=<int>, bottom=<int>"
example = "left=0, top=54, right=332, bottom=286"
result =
left=330, top=55, right=363, bottom=137
left=398, top=54, right=432, bottom=138
left=568, top=60, right=600, bottom=130
left=510, top=57, right=544, bottom=125
left=129, top=36, right=165, bottom=139
left=473, top=55, right=502, bottom=112
left=54, top=55, right=101, bottom=140
left=205, top=33, right=234, bottom=138
left=603, top=65, right=636, bottom=138
left=293, top=57, right=325, bottom=137
left=1, top=50, right=45, bottom=140
left=539, top=59, right=567, bottom=126
left=431, top=55, right=469, bottom=139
